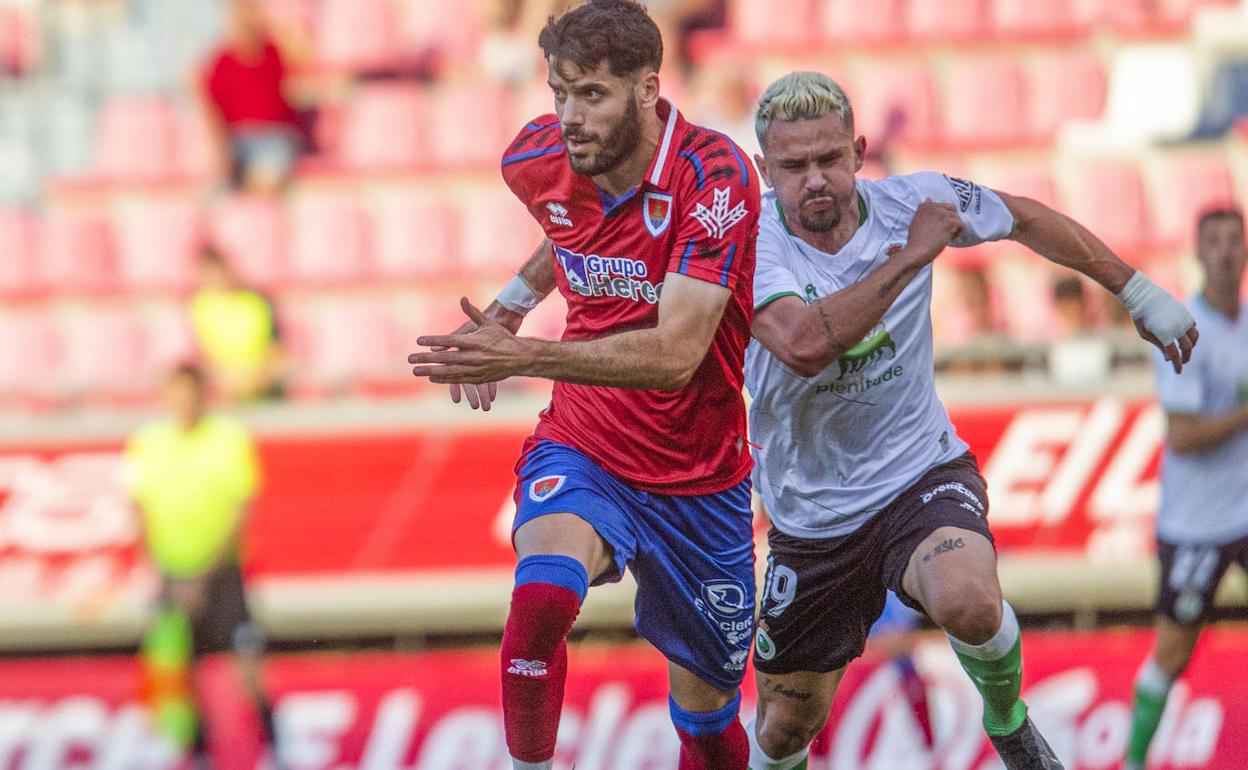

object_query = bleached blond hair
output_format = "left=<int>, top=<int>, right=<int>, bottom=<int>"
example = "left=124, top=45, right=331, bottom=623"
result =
left=755, top=71, right=854, bottom=150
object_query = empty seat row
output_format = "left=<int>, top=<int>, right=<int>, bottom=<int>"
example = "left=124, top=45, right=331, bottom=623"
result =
left=730, top=0, right=1239, bottom=49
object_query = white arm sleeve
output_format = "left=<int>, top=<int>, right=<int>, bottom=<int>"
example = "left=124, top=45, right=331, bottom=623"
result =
left=904, top=172, right=1015, bottom=247
left=753, top=216, right=805, bottom=310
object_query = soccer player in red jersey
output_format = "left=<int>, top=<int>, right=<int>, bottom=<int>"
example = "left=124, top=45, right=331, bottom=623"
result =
left=407, top=2, right=759, bottom=767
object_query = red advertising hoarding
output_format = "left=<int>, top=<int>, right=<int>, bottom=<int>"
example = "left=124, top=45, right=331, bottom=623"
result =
left=0, top=397, right=1162, bottom=611
left=0, top=629, right=1242, bottom=769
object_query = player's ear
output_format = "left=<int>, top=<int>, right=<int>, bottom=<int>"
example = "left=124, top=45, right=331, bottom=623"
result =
left=754, top=153, right=772, bottom=188
left=637, top=71, right=660, bottom=110
left=853, top=135, right=867, bottom=173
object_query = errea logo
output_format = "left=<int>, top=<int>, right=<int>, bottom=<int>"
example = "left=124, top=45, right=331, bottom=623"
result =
left=547, top=202, right=573, bottom=227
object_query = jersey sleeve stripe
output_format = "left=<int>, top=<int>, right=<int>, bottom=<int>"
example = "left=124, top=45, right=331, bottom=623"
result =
left=718, top=243, right=738, bottom=287
left=678, top=150, right=705, bottom=190
left=716, top=132, right=749, bottom=188
left=502, top=144, right=564, bottom=166
left=678, top=238, right=697, bottom=274
left=526, top=119, right=559, bottom=131
left=755, top=291, right=800, bottom=311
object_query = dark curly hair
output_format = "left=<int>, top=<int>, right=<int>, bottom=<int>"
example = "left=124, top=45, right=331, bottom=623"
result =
left=539, top=0, right=663, bottom=78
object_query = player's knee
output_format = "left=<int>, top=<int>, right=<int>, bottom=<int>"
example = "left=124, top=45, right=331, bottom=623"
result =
left=929, top=584, right=1002, bottom=645
left=757, top=706, right=826, bottom=758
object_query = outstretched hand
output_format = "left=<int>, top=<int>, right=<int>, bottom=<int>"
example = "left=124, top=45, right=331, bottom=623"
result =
left=409, top=297, right=530, bottom=395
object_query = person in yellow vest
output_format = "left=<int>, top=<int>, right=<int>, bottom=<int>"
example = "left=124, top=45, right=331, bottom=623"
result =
left=126, top=363, right=278, bottom=767
left=189, top=250, right=285, bottom=403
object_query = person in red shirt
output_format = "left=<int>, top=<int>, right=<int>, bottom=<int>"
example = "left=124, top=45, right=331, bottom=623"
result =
left=200, top=0, right=301, bottom=193
left=407, top=2, right=758, bottom=768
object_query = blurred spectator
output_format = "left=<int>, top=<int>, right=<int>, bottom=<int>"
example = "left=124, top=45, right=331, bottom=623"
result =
left=940, top=265, right=1013, bottom=374
left=125, top=363, right=278, bottom=766
left=200, top=0, right=304, bottom=193
left=1185, top=57, right=1248, bottom=141
left=1049, top=275, right=1112, bottom=382
left=685, top=53, right=758, bottom=155
left=188, top=250, right=285, bottom=403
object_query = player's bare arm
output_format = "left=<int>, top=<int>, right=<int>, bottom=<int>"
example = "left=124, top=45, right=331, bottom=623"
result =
left=409, top=272, right=731, bottom=390
left=998, top=190, right=1199, bottom=373
left=1165, top=408, right=1248, bottom=454
left=752, top=200, right=963, bottom=377
left=437, top=238, right=556, bottom=410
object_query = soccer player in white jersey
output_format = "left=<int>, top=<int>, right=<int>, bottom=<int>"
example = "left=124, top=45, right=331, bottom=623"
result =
left=1123, top=206, right=1247, bottom=770
left=741, top=72, right=1199, bottom=770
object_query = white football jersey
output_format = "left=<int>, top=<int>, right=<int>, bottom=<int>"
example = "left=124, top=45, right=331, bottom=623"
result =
left=745, top=173, right=1015, bottom=538
left=1154, top=295, right=1248, bottom=544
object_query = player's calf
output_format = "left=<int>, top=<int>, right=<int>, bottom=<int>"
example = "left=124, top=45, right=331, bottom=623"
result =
left=500, top=554, right=589, bottom=768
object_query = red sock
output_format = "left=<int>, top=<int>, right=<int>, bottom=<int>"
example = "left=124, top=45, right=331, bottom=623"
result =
left=500, top=581, right=582, bottom=763
left=676, top=720, right=750, bottom=770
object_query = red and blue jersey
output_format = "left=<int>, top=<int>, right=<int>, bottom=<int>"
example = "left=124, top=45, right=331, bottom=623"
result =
left=501, top=99, right=759, bottom=495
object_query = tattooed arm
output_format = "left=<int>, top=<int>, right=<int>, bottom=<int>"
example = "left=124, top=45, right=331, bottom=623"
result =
left=752, top=200, right=963, bottom=377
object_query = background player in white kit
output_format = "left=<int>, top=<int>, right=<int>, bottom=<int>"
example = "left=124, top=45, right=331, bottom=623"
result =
left=1123, top=206, right=1247, bottom=770
left=741, top=72, right=1199, bottom=770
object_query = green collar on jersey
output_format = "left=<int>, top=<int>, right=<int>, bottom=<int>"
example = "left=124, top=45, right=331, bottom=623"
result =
left=775, top=190, right=869, bottom=240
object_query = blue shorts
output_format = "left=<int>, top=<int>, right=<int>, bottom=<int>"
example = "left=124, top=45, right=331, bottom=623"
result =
left=514, top=440, right=755, bottom=691
left=870, top=590, right=923, bottom=636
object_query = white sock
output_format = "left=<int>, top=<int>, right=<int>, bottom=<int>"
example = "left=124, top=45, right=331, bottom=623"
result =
left=1135, top=657, right=1175, bottom=697
left=947, top=600, right=1020, bottom=661
left=747, top=718, right=810, bottom=770
left=511, top=761, right=553, bottom=770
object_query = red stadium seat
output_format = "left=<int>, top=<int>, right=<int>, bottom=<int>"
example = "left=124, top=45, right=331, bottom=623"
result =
left=207, top=194, right=287, bottom=288
left=290, top=294, right=402, bottom=391
left=399, top=0, right=483, bottom=60
left=818, top=0, right=907, bottom=45
left=0, top=308, right=56, bottom=404
left=0, top=208, right=38, bottom=297
left=1151, top=152, right=1236, bottom=249
left=1062, top=161, right=1151, bottom=258
left=94, top=96, right=181, bottom=182
left=942, top=55, right=1029, bottom=149
left=315, top=0, right=400, bottom=73
left=973, top=163, right=1059, bottom=208
left=372, top=188, right=459, bottom=280
left=287, top=191, right=372, bottom=284
left=39, top=208, right=117, bottom=293
left=850, top=60, right=940, bottom=148
left=52, top=303, right=151, bottom=400
left=907, top=0, right=989, bottom=41
left=990, top=0, right=1086, bottom=40
left=113, top=198, right=202, bottom=292
left=459, top=187, right=544, bottom=277
left=729, top=0, right=817, bottom=48
left=428, top=81, right=512, bottom=168
left=340, top=84, right=430, bottom=172
left=1028, top=49, right=1108, bottom=139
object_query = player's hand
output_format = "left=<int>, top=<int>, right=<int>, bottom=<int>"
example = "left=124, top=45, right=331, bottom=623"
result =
left=409, top=298, right=529, bottom=388
left=904, top=200, right=964, bottom=264
left=1117, top=272, right=1199, bottom=374
left=426, top=303, right=525, bottom=411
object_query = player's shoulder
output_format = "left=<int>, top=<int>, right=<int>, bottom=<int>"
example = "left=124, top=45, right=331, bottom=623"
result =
left=671, top=120, right=756, bottom=200
left=128, top=418, right=174, bottom=452
left=500, top=114, right=566, bottom=188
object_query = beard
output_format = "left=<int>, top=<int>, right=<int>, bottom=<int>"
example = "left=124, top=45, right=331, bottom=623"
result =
left=564, top=97, right=642, bottom=177
left=796, top=191, right=844, bottom=233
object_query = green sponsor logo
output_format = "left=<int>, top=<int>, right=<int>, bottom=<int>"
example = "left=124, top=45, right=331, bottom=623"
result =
left=836, top=323, right=897, bottom=380
left=755, top=627, right=776, bottom=660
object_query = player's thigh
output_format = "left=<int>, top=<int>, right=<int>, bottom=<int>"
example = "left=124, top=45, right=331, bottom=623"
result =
left=901, top=526, right=1001, bottom=623
left=632, top=479, right=756, bottom=696
left=512, top=440, right=639, bottom=584
left=754, top=667, right=845, bottom=742
left=755, top=526, right=885, bottom=680
left=514, top=513, right=615, bottom=581
left=1154, top=539, right=1234, bottom=629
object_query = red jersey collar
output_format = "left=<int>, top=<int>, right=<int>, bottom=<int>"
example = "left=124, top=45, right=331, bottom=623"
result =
left=643, top=98, right=684, bottom=191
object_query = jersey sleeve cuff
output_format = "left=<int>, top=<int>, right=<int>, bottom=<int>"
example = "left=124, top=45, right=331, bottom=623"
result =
left=755, top=291, right=801, bottom=311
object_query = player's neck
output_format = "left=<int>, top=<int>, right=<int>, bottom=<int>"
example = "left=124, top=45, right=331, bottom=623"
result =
left=1202, top=284, right=1241, bottom=322
left=793, top=193, right=863, bottom=256
left=591, top=110, right=662, bottom=199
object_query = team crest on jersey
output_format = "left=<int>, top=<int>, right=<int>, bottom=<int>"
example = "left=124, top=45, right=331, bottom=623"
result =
left=528, top=475, right=566, bottom=502
left=643, top=192, right=673, bottom=237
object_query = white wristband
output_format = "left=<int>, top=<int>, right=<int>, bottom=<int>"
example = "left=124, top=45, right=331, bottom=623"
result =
left=1116, top=270, right=1194, bottom=345
left=496, top=275, right=540, bottom=313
